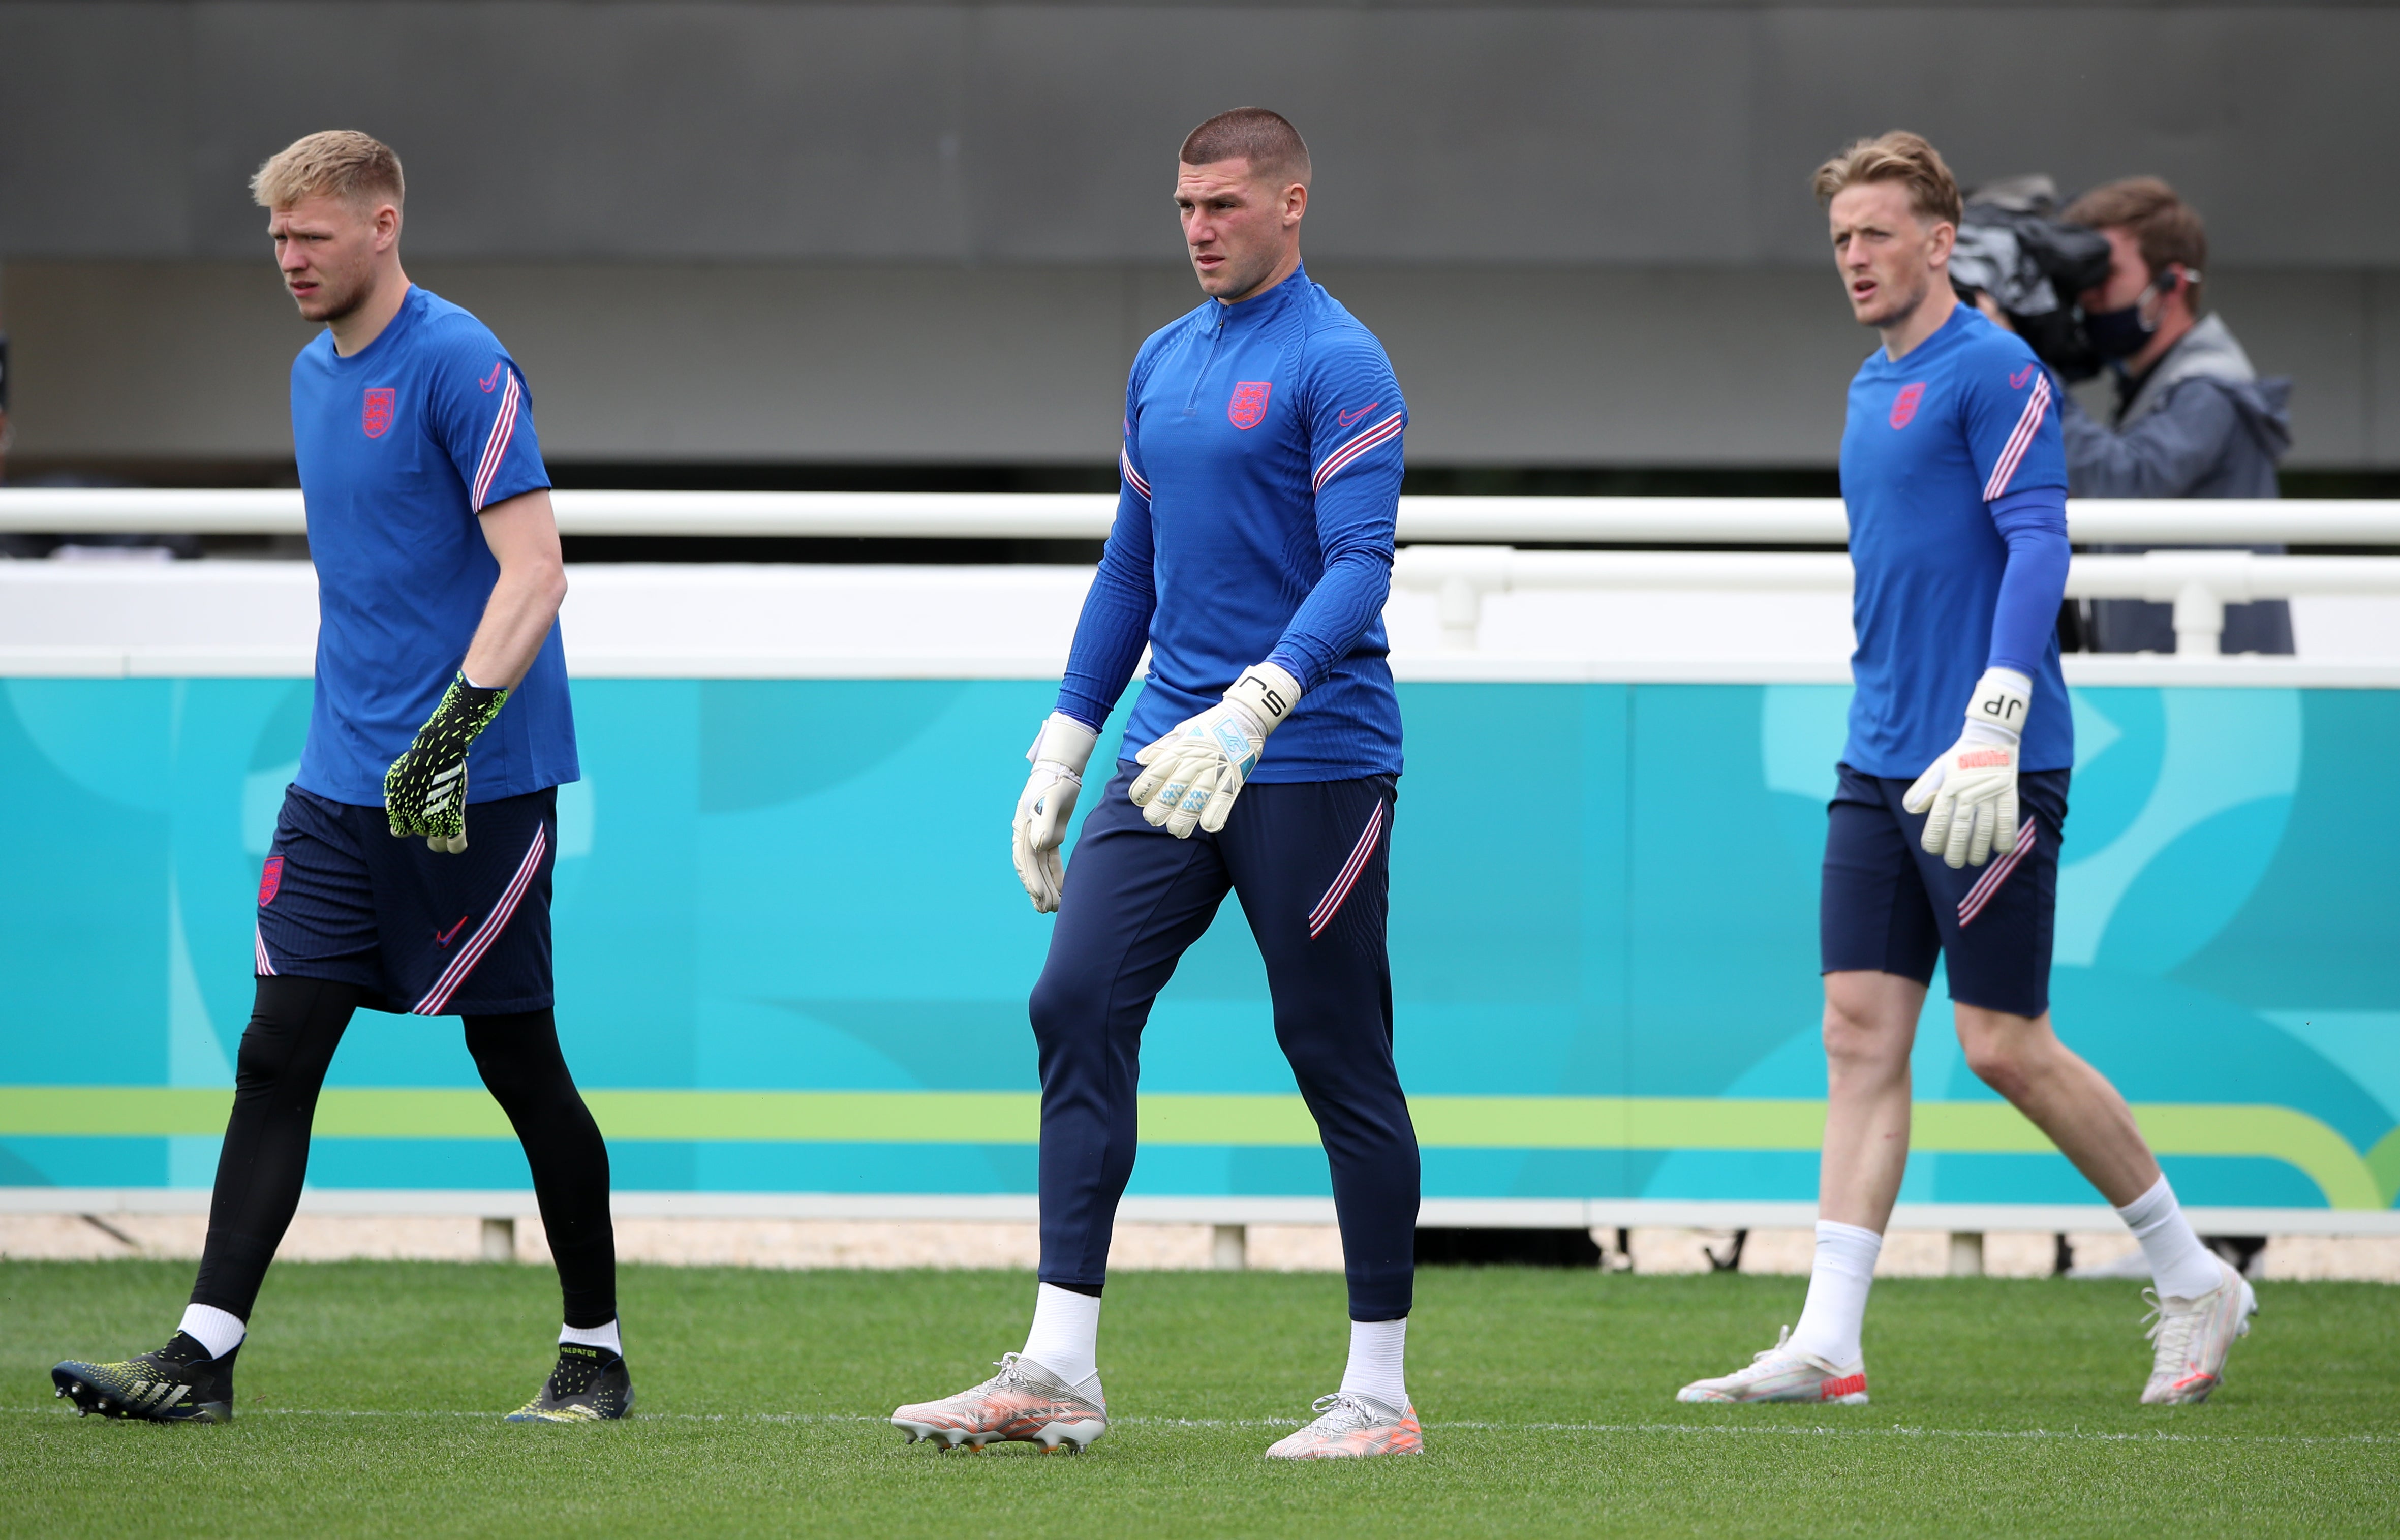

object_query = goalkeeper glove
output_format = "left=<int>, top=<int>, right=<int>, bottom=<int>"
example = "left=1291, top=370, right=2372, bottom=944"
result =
left=1011, top=712, right=1099, bottom=914
left=384, top=672, right=509, bottom=854
left=1902, top=666, right=2031, bottom=869
left=1127, top=661, right=1301, bottom=839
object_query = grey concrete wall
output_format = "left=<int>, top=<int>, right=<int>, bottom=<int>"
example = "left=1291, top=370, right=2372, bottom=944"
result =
left=4, top=3, right=2394, bottom=466
left=8, top=259, right=2391, bottom=466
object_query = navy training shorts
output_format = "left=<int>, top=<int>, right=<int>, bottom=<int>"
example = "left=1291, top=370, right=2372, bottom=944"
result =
left=254, top=784, right=559, bottom=1016
left=1819, top=762, right=2068, bottom=1019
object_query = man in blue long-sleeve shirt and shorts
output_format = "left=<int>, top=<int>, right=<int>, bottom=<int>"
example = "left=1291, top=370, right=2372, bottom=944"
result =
left=891, top=108, right=1422, bottom=1460
left=1675, top=133, right=2257, bottom=1410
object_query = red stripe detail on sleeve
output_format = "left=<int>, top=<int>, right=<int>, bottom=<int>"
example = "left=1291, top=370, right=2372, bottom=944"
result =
left=471, top=369, right=523, bottom=512
left=1311, top=412, right=1405, bottom=494
left=1982, top=372, right=2052, bottom=502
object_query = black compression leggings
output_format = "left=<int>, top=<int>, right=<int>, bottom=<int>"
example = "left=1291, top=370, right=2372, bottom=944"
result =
left=190, top=976, right=617, bottom=1328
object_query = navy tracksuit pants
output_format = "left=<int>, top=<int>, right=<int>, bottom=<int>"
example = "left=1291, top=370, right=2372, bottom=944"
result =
left=1030, top=762, right=1420, bottom=1321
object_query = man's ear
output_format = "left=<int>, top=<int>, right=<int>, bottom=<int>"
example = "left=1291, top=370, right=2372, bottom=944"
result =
left=1925, top=218, right=1956, bottom=269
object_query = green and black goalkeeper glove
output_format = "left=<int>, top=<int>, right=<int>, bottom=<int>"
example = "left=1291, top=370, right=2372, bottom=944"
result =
left=384, top=672, right=510, bottom=854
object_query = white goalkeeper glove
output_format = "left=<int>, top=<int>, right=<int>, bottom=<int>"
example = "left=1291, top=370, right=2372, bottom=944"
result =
left=1127, top=660, right=1302, bottom=839
left=1902, top=666, right=2032, bottom=869
left=1011, top=713, right=1098, bottom=914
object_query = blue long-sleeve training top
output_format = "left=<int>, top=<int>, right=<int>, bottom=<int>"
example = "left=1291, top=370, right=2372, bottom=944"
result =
left=1056, top=263, right=1407, bottom=782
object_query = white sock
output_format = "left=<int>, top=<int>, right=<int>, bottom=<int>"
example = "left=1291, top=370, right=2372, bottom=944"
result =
left=1337, top=1317, right=1408, bottom=1410
left=1785, top=1220, right=1881, bottom=1367
left=177, top=1303, right=247, bottom=1361
left=2117, top=1175, right=2223, bottom=1299
left=559, top=1318, right=623, bottom=1357
left=1021, top=1283, right=1101, bottom=1389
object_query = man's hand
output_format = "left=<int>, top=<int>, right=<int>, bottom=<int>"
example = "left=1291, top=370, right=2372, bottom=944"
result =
left=1902, top=667, right=2032, bottom=868
left=1128, top=661, right=1301, bottom=838
left=1011, top=713, right=1099, bottom=913
left=384, top=673, right=509, bottom=853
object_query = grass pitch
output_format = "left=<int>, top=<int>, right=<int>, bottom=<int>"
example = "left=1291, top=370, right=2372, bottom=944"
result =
left=4, top=1259, right=2394, bottom=1537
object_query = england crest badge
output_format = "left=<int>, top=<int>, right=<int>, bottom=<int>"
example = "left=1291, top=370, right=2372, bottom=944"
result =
left=363, top=387, right=396, bottom=438
left=1228, top=380, right=1272, bottom=430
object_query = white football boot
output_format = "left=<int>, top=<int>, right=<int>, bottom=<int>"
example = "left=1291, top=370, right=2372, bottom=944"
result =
left=2140, top=1257, right=2259, bottom=1405
left=890, top=1353, right=1107, bottom=1452
left=1676, top=1326, right=1869, bottom=1405
left=1263, top=1391, right=1424, bottom=1458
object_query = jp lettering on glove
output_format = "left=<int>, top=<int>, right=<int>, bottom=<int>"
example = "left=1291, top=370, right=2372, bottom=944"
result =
left=384, top=672, right=509, bottom=854
left=1127, top=661, right=1301, bottom=839
left=1902, top=666, right=2030, bottom=869
left=1011, top=713, right=1099, bottom=914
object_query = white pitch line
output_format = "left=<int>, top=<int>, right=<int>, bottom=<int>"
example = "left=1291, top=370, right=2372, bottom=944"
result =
left=7, top=1403, right=2392, bottom=1448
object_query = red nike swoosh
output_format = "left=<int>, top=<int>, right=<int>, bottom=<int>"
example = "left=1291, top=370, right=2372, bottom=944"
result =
left=1337, top=403, right=1380, bottom=429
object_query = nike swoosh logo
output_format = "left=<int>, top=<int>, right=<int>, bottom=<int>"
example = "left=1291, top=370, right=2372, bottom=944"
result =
left=479, top=361, right=504, bottom=393
left=2009, top=366, right=2035, bottom=390
left=1337, top=402, right=1380, bottom=429
left=435, top=915, right=470, bottom=947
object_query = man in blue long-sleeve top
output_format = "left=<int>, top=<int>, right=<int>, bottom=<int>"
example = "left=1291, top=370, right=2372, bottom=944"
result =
left=2056, top=178, right=2294, bottom=654
left=891, top=108, right=1422, bottom=1461
left=1676, top=133, right=2257, bottom=1412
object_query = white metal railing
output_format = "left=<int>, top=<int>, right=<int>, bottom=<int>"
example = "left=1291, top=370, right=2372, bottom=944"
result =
left=1390, top=545, right=2400, bottom=656
left=7, top=487, right=2400, bottom=546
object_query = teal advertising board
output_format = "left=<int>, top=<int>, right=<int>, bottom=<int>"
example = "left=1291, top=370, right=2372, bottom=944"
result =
left=2, top=676, right=2394, bottom=1215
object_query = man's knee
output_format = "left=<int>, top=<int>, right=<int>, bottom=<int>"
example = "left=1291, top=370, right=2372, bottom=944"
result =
left=1957, top=1008, right=2046, bottom=1100
left=1028, top=964, right=1110, bottom=1051
left=1821, top=981, right=1914, bottom=1074
left=464, top=1010, right=569, bottom=1101
left=233, top=977, right=355, bottom=1090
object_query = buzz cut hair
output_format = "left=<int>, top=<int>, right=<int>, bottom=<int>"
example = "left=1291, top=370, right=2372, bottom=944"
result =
left=1811, top=130, right=1962, bottom=228
left=251, top=129, right=405, bottom=212
left=1180, top=107, right=1311, bottom=188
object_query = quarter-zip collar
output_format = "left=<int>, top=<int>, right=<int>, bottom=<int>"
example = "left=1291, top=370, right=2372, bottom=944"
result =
left=1206, top=261, right=1308, bottom=336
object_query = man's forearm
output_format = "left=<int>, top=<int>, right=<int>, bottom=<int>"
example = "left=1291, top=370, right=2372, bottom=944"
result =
left=462, top=562, right=567, bottom=689
left=1268, top=547, right=1391, bottom=690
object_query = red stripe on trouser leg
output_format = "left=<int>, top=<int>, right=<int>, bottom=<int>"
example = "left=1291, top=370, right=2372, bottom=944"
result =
left=1308, top=801, right=1386, bottom=938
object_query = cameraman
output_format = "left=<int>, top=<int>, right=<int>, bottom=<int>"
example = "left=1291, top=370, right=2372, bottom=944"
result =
left=2056, top=178, right=2294, bottom=654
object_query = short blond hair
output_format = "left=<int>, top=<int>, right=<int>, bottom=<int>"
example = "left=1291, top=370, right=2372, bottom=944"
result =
left=251, top=130, right=404, bottom=211
left=1811, top=131, right=1961, bottom=228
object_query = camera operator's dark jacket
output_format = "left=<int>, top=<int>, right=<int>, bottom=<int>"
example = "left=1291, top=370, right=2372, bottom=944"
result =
left=2059, top=314, right=2294, bottom=654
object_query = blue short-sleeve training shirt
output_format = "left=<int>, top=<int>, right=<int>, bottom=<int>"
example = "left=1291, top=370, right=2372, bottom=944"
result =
left=1839, top=304, right=2072, bottom=777
left=289, top=285, right=578, bottom=806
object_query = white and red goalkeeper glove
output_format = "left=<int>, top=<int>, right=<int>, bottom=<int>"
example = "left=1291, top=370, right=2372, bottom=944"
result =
left=1902, top=667, right=2031, bottom=869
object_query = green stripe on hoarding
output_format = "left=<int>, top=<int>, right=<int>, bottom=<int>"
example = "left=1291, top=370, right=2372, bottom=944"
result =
left=0, top=1087, right=2384, bottom=1209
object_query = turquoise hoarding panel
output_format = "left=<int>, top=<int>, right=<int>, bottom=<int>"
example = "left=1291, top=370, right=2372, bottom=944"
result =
left=1, top=676, right=2393, bottom=1212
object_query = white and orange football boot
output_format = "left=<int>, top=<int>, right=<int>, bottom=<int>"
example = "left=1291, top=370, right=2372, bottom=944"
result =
left=2139, top=1258, right=2259, bottom=1405
left=890, top=1353, right=1107, bottom=1453
left=1263, top=1392, right=1423, bottom=1459
left=1675, top=1326, right=1869, bottom=1405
